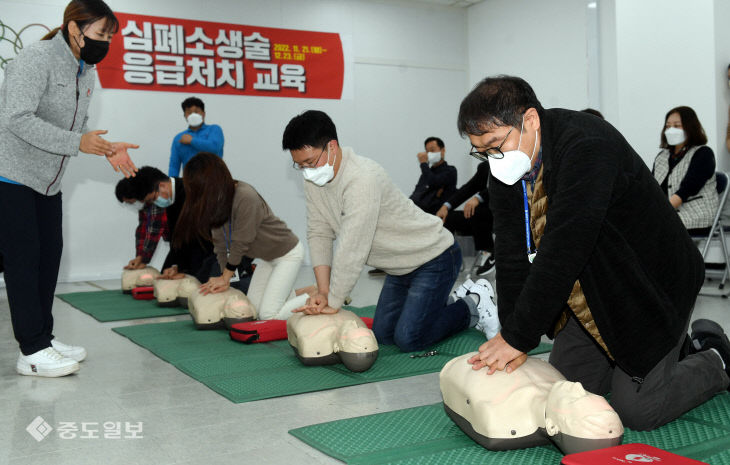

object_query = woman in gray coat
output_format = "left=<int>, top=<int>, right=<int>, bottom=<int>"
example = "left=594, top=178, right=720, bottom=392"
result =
left=0, top=0, right=137, bottom=377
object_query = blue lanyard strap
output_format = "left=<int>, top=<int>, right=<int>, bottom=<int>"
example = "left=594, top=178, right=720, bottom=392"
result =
left=521, top=180, right=536, bottom=263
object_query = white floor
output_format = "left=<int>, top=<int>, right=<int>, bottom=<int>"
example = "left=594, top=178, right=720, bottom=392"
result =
left=0, top=262, right=729, bottom=465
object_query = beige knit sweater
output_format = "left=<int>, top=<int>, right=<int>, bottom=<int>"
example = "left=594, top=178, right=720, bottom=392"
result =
left=304, top=147, right=453, bottom=309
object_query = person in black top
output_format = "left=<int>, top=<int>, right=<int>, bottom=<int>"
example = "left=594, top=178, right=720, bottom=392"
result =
left=436, top=161, right=495, bottom=275
left=409, top=137, right=457, bottom=215
left=458, top=75, right=729, bottom=431
left=652, top=106, right=718, bottom=235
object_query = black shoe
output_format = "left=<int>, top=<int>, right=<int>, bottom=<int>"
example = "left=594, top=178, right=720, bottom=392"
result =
left=475, top=254, right=495, bottom=276
left=690, top=319, right=730, bottom=388
left=368, top=268, right=385, bottom=277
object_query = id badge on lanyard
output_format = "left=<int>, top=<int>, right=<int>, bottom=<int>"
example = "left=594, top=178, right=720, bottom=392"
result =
left=521, top=180, right=537, bottom=263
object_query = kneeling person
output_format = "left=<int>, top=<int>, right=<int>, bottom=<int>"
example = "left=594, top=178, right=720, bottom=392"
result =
left=115, top=166, right=217, bottom=283
left=283, top=110, right=493, bottom=352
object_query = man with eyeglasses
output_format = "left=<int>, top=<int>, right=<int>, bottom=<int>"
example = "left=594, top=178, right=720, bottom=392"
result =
left=460, top=75, right=729, bottom=431
left=282, top=110, right=499, bottom=352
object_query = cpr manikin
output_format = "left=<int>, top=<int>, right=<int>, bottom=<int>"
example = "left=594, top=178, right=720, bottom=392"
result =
left=440, top=354, right=623, bottom=454
left=287, top=309, right=378, bottom=372
left=121, top=266, right=160, bottom=293
left=187, top=287, right=256, bottom=329
left=153, top=275, right=201, bottom=308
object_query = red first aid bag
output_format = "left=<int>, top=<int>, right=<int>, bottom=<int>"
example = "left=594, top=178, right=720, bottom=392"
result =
left=561, top=443, right=709, bottom=465
left=230, top=319, right=288, bottom=344
left=131, top=286, right=155, bottom=300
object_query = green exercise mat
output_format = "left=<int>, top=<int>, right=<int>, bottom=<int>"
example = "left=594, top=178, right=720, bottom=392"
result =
left=112, top=305, right=552, bottom=403
left=289, top=392, right=730, bottom=465
left=57, top=290, right=189, bottom=322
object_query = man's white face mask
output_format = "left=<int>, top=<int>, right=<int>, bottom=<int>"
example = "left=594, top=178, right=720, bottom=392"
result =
left=664, top=127, right=686, bottom=146
left=488, top=115, right=538, bottom=185
left=186, top=113, right=203, bottom=127
left=302, top=145, right=335, bottom=187
left=427, top=152, right=442, bottom=166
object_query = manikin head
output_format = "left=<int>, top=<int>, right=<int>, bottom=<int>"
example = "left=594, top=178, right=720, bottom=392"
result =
left=121, top=266, right=161, bottom=293
left=287, top=309, right=378, bottom=372
left=188, top=287, right=255, bottom=329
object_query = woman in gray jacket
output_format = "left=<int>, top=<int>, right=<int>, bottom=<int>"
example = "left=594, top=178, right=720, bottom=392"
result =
left=0, top=0, right=137, bottom=377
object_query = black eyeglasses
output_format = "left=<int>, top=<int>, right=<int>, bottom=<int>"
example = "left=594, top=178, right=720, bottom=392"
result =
left=468, top=127, right=514, bottom=162
left=293, top=145, right=327, bottom=170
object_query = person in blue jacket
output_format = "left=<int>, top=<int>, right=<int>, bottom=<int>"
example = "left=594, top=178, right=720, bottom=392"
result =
left=168, top=96, right=224, bottom=177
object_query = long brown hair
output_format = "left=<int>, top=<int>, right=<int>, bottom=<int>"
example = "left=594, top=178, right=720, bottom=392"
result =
left=42, top=0, right=119, bottom=41
left=173, top=152, right=236, bottom=248
left=660, top=106, right=708, bottom=149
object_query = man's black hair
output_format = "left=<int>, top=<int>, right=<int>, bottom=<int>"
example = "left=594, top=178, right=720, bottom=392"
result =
left=282, top=110, right=339, bottom=150
left=182, top=96, right=205, bottom=112
left=424, top=137, right=444, bottom=149
left=457, top=75, right=544, bottom=136
left=115, top=166, right=169, bottom=202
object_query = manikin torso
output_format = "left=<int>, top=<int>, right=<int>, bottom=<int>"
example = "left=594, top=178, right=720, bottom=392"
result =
left=440, top=353, right=624, bottom=454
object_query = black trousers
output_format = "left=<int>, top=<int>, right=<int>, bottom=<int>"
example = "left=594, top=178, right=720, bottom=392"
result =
left=0, top=182, right=62, bottom=355
left=443, top=203, right=494, bottom=252
left=549, top=314, right=728, bottom=431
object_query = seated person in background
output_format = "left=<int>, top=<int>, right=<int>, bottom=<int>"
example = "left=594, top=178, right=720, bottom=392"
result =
left=169, top=96, right=224, bottom=177
left=370, top=137, right=457, bottom=277
left=409, top=137, right=457, bottom=215
left=116, top=166, right=219, bottom=284
left=436, top=161, right=495, bottom=276
left=652, top=106, right=718, bottom=235
left=283, top=110, right=497, bottom=350
left=174, top=152, right=304, bottom=320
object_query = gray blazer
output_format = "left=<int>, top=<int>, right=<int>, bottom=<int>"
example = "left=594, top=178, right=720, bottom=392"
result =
left=0, top=32, right=96, bottom=195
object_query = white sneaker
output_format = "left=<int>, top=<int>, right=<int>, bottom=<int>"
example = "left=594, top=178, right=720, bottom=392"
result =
left=468, top=279, right=500, bottom=339
left=16, top=347, right=79, bottom=377
left=454, top=277, right=476, bottom=300
left=51, top=339, right=87, bottom=362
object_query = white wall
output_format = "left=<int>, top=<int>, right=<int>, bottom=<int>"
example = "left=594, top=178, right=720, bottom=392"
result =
left=609, top=0, right=718, bottom=167
left=467, top=0, right=592, bottom=112
left=1, top=0, right=470, bottom=281
left=713, top=0, right=730, bottom=172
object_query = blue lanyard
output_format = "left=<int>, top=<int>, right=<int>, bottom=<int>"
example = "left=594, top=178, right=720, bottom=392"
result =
left=521, top=180, right=537, bottom=263
left=222, top=220, right=232, bottom=254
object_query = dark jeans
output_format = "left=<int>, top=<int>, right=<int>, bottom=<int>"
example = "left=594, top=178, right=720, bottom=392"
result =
left=0, top=183, right=62, bottom=355
left=444, top=203, right=494, bottom=252
left=549, top=315, right=729, bottom=431
left=373, top=243, right=469, bottom=352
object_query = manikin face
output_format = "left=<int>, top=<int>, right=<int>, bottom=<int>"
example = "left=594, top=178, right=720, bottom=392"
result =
left=545, top=380, right=623, bottom=440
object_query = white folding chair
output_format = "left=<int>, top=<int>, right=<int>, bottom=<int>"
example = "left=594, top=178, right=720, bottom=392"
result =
left=696, top=171, right=730, bottom=297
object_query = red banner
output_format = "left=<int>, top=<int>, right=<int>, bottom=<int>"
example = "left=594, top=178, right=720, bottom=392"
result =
left=96, top=12, right=345, bottom=99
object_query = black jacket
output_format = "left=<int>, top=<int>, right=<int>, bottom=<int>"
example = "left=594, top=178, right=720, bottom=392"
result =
left=409, top=161, right=457, bottom=214
left=490, top=109, right=704, bottom=379
left=445, top=161, right=490, bottom=208
left=163, top=178, right=214, bottom=273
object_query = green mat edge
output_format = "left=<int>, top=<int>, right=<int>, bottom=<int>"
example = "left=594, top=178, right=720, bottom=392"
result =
left=57, top=289, right=189, bottom=322
left=109, top=309, right=552, bottom=404
left=288, top=393, right=730, bottom=465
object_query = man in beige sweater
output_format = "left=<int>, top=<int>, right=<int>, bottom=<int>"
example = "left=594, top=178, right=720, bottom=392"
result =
left=282, top=110, right=494, bottom=352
